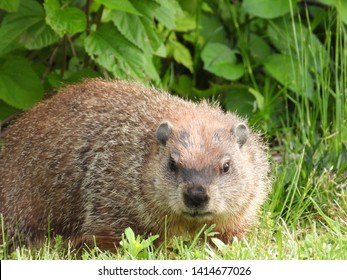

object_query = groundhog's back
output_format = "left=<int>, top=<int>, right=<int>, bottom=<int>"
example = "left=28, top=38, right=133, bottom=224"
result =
left=0, top=79, right=271, bottom=250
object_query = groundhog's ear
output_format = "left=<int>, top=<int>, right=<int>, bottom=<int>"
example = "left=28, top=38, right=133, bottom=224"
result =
left=156, top=121, right=173, bottom=146
left=233, top=123, right=249, bottom=148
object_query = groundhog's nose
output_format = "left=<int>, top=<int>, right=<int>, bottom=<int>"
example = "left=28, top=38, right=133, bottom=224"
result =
left=184, top=185, right=210, bottom=208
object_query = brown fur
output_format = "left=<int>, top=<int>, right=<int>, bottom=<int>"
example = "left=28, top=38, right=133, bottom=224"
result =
left=0, top=79, right=271, bottom=251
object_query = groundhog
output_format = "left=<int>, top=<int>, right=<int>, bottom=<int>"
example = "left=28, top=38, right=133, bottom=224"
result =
left=0, top=79, right=271, bottom=251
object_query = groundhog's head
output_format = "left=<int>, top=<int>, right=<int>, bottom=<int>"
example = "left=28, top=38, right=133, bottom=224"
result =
left=153, top=118, right=257, bottom=224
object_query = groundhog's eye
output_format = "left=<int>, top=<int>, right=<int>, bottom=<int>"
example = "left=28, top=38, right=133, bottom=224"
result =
left=222, top=162, right=230, bottom=173
left=169, top=156, right=178, bottom=172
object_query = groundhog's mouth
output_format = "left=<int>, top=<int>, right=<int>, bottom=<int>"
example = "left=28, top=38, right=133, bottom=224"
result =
left=182, top=211, right=214, bottom=220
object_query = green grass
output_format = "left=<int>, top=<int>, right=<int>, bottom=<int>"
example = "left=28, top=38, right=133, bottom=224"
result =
left=1, top=207, right=347, bottom=260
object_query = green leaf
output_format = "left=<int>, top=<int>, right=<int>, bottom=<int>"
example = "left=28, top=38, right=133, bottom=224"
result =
left=102, top=0, right=170, bottom=57
left=154, top=0, right=178, bottom=29
left=201, top=42, right=244, bottom=81
left=131, top=0, right=160, bottom=19
left=0, top=56, right=44, bottom=109
left=142, top=17, right=166, bottom=57
left=19, top=21, right=59, bottom=50
left=120, top=227, right=158, bottom=259
left=223, top=87, right=256, bottom=117
left=94, top=0, right=141, bottom=15
left=201, top=42, right=237, bottom=68
left=0, top=0, right=20, bottom=12
left=242, top=0, right=297, bottom=19
left=175, top=10, right=196, bottom=32
left=142, top=54, right=161, bottom=84
left=108, top=10, right=164, bottom=56
left=199, top=13, right=228, bottom=45
left=335, top=0, right=347, bottom=25
left=107, top=11, right=147, bottom=50
left=247, top=33, right=271, bottom=62
left=248, top=88, right=264, bottom=111
left=264, top=54, right=313, bottom=99
left=85, top=23, right=146, bottom=80
left=168, top=41, right=193, bottom=72
left=93, top=10, right=163, bottom=82
left=44, top=0, right=87, bottom=37
left=0, top=101, right=19, bottom=121
left=171, top=75, right=194, bottom=97
left=0, top=0, right=45, bottom=56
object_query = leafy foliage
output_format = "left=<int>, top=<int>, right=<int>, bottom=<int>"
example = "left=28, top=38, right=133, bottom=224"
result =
left=44, top=0, right=87, bottom=36
left=119, top=227, right=159, bottom=260
left=0, top=56, right=43, bottom=108
left=0, top=0, right=344, bottom=121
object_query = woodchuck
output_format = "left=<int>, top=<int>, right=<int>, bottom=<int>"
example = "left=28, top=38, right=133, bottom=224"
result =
left=0, top=79, right=271, bottom=251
